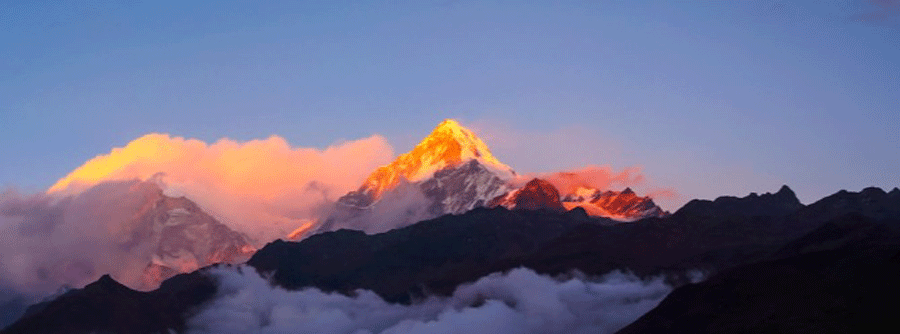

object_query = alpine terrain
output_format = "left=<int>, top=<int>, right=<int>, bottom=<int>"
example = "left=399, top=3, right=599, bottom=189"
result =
left=318, top=119, right=665, bottom=235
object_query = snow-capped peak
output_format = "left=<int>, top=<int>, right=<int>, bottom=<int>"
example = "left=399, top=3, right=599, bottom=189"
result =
left=342, top=119, right=514, bottom=206
left=405, top=119, right=512, bottom=181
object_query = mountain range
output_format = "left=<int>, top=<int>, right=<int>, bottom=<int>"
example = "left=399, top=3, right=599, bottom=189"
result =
left=318, top=119, right=665, bottom=235
left=4, top=185, right=899, bottom=333
left=2, top=119, right=897, bottom=333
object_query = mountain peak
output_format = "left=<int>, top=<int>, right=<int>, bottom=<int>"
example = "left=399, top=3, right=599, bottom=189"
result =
left=416, top=119, right=506, bottom=169
left=85, top=274, right=132, bottom=294
left=433, top=118, right=465, bottom=132
left=776, top=185, right=796, bottom=198
left=340, top=119, right=513, bottom=207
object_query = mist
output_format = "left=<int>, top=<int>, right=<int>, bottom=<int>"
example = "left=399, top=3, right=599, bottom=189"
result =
left=188, top=266, right=671, bottom=334
left=0, top=181, right=176, bottom=326
left=316, top=179, right=435, bottom=235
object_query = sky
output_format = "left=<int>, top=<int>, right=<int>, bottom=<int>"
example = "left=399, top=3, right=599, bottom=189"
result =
left=1, top=1, right=898, bottom=210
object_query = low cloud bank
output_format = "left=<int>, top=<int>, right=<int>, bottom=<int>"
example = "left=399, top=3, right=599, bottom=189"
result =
left=188, top=267, right=671, bottom=334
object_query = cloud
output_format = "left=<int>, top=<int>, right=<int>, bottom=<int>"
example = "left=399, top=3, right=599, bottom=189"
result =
left=464, top=120, right=678, bottom=207
left=0, top=181, right=181, bottom=326
left=532, top=165, right=646, bottom=194
left=47, top=133, right=394, bottom=242
left=318, top=180, right=435, bottom=235
left=507, top=166, right=679, bottom=206
left=0, top=133, right=394, bottom=326
left=187, top=266, right=672, bottom=334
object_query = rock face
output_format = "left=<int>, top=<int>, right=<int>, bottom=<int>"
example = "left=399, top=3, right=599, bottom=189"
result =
left=82, top=180, right=254, bottom=289
left=488, top=178, right=566, bottom=212
left=561, top=187, right=667, bottom=220
left=489, top=181, right=667, bottom=220
left=420, top=159, right=511, bottom=214
left=130, top=189, right=255, bottom=289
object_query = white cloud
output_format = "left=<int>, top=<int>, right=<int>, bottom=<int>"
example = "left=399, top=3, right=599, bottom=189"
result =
left=188, top=266, right=671, bottom=334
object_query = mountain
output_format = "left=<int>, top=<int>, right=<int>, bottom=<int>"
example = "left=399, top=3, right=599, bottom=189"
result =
left=797, top=186, right=900, bottom=222
left=2, top=272, right=217, bottom=334
left=321, top=119, right=662, bottom=235
left=337, top=119, right=514, bottom=209
left=489, top=180, right=666, bottom=220
left=675, top=185, right=802, bottom=218
left=616, top=187, right=900, bottom=333
left=75, top=180, right=254, bottom=289
left=561, top=187, right=667, bottom=220
left=127, top=182, right=255, bottom=289
left=488, top=178, right=566, bottom=212
left=6, top=186, right=899, bottom=333
left=618, top=215, right=900, bottom=334
left=321, top=119, right=516, bottom=234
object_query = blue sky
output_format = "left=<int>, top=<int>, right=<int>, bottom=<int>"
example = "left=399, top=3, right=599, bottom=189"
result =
left=1, top=1, right=898, bottom=208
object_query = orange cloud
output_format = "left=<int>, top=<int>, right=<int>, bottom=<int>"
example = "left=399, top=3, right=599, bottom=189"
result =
left=48, top=133, right=394, bottom=242
left=537, top=165, right=646, bottom=194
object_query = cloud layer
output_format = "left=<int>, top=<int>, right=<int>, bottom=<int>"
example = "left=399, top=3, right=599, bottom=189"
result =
left=188, top=267, right=671, bottom=334
left=47, top=133, right=394, bottom=242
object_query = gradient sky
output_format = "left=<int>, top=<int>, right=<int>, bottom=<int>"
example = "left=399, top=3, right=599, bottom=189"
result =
left=1, top=1, right=898, bottom=209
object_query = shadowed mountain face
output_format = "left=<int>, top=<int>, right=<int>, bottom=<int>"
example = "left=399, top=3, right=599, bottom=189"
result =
left=616, top=188, right=900, bottom=334
left=618, top=215, right=900, bottom=334
left=675, top=185, right=803, bottom=218
left=2, top=272, right=216, bottom=334
left=4, top=186, right=899, bottom=334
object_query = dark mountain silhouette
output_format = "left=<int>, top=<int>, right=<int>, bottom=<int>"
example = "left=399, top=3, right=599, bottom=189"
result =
left=674, top=185, right=802, bottom=218
left=2, top=272, right=216, bottom=334
left=796, top=186, right=900, bottom=222
left=618, top=214, right=900, bottom=334
left=4, top=186, right=899, bottom=334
